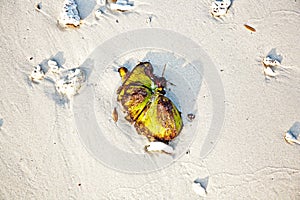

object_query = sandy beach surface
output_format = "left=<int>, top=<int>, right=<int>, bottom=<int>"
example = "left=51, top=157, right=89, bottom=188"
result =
left=1, top=0, right=300, bottom=199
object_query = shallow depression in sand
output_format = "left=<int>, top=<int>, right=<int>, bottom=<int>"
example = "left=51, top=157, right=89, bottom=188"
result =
left=72, top=28, right=223, bottom=172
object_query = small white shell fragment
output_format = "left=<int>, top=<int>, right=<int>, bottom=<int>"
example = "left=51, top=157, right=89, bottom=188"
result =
left=108, top=0, right=135, bottom=11
left=192, top=182, right=207, bottom=197
left=264, top=66, right=277, bottom=77
left=284, top=122, right=300, bottom=145
left=262, top=56, right=281, bottom=78
left=211, top=0, right=231, bottom=17
left=263, top=56, right=281, bottom=67
left=145, top=141, right=174, bottom=154
left=29, top=65, right=45, bottom=83
left=284, top=131, right=300, bottom=145
left=55, top=68, right=85, bottom=100
left=57, top=0, right=81, bottom=28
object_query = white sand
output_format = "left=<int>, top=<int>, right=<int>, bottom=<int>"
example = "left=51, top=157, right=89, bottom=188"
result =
left=1, top=0, right=300, bottom=199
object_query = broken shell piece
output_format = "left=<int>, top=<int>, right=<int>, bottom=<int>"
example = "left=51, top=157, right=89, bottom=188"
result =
left=57, top=0, right=81, bottom=28
left=108, top=0, right=135, bottom=12
left=211, top=0, right=231, bottom=17
left=29, top=65, right=45, bottom=83
left=284, top=122, right=300, bottom=145
left=55, top=68, right=85, bottom=100
left=262, top=56, right=281, bottom=78
left=263, top=56, right=281, bottom=68
left=145, top=141, right=174, bottom=154
left=284, top=131, right=300, bottom=145
left=192, top=181, right=207, bottom=197
left=264, top=66, right=277, bottom=77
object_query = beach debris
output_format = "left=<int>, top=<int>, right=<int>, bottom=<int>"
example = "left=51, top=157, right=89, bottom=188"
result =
left=192, top=177, right=209, bottom=197
left=262, top=56, right=281, bottom=77
left=187, top=113, right=196, bottom=122
left=47, top=60, right=64, bottom=75
left=284, top=122, right=300, bottom=145
left=0, top=119, right=3, bottom=128
left=211, top=0, right=231, bottom=17
left=112, top=107, right=118, bottom=122
left=55, top=68, right=85, bottom=100
left=263, top=66, right=277, bottom=77
left=117, top=62, right=183, bottom=152
left=29, top=57, right=86, bottom=107
left=57, top=0, right=81, bottom=28
left=29, top=65, right=45, bottom=83
left=145, top=141, right=174, bottom=154
left=263, top=56, right=281, bottom=68
left=107, top=0, right=135, bottom=12
left=262, top=49, right=283, bottom=78
left=244, top=24, right=256, bottom=32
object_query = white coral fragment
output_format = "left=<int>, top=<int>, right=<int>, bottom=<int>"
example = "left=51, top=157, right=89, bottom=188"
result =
left=145, top=141, right=174, bottom=154
left=57, top=0, right=81, bottom=28
left=55, top=68, right=85, bottom=100
left=29, top=65, right=45, bottom=83
left=211, top=0, right=231, bottom=17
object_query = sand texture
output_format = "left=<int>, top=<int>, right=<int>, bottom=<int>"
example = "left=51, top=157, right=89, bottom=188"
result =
left=0, top=0, right=300, bottom=199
